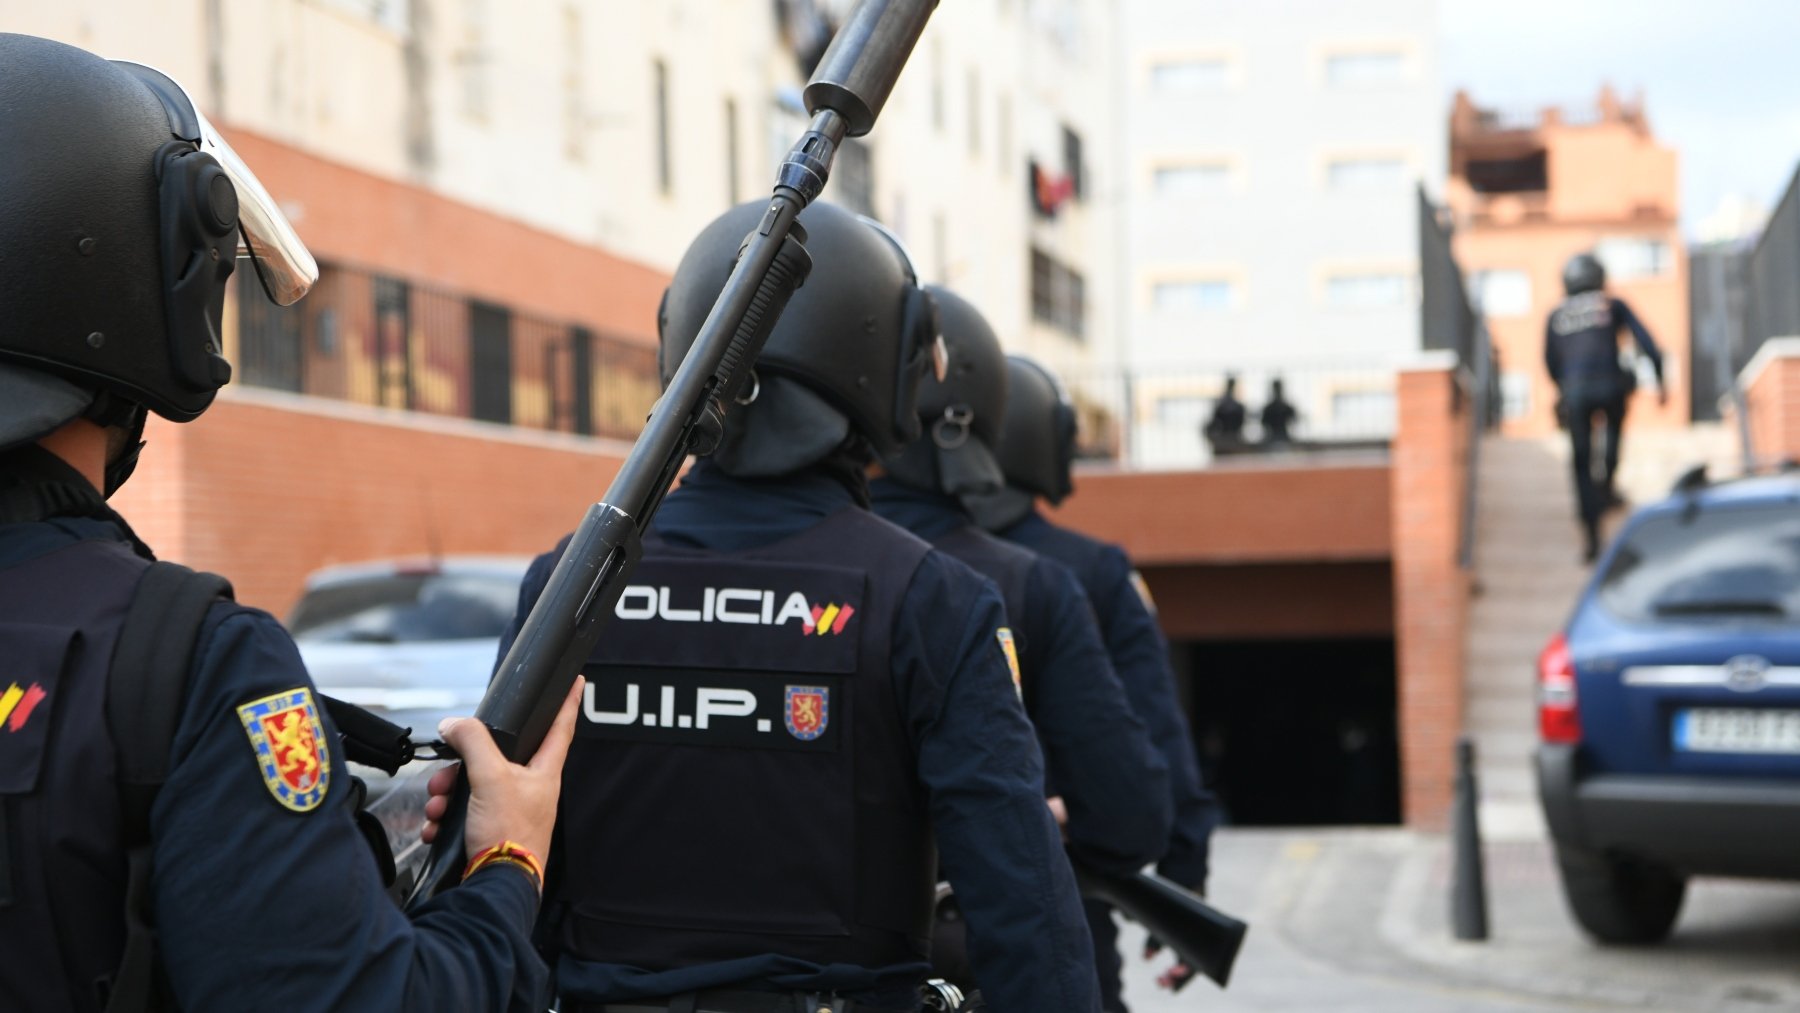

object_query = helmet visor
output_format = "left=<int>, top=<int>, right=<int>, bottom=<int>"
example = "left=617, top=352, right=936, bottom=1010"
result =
left=114, top=62, right=319, bottom=306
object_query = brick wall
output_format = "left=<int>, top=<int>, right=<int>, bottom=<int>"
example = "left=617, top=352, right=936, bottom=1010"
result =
left=1389, top=356, right=1474, bottom=828
left=111, top=388, right=629, bottom=617
left=1741, top=338, right=1800, bottom=463
left=1053, top=461, right=1392, bottom=565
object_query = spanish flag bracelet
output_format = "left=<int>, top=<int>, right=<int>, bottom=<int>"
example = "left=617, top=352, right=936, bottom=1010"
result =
left=465, top=840, right=545, bottom=894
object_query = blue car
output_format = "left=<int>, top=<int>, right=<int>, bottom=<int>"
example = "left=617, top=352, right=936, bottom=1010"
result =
left=1537, top=468, right=1800, bottom=944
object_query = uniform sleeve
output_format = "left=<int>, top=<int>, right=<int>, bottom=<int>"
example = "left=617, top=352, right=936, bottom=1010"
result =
left=1026, top=559, right=1172, bottom=874
left=1091, top=547, right=1218, bottom=890
left=893, top=553, right=1101, bottom=1013
left=1544, top=315, right=1562, bottom=385
left=151, top=605, right=548, bottom=1013
left=1614, top=298, right=1664, bottom=384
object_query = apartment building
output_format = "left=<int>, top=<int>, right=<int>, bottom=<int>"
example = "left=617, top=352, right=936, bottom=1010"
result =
left=1118, top=0, right=1445, bottom=466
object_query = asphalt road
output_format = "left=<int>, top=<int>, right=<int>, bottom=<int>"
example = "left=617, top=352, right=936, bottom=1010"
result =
left=1111, top=828, right=1800, bottom=1013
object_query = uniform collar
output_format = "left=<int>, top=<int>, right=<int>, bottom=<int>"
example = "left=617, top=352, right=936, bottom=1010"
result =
left=652, top=459, right=867, bottom=552
left=868, top=476, right=972, bottom=541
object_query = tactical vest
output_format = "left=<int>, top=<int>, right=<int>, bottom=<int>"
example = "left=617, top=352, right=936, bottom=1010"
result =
left=1548, top=291, right=1627, bottom=394
left=929, top=525, right=1034, bottom=710
left=0, top=536, right=151, bottom=1011
left=549, top=507, right=938, bottom=974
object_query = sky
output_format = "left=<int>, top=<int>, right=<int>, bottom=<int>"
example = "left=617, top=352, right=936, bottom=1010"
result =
left=1439, top=0, right=1800, bottom=238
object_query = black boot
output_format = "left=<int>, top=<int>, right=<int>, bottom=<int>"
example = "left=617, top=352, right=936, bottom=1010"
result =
left=1582, top=524, right=1600, bottom=564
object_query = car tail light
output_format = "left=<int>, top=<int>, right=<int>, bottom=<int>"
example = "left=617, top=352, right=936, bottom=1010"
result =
left=1537, top=632, right=1581, bottom=743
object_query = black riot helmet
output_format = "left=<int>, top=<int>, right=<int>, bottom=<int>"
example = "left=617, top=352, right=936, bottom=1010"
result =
left=658, top=200, right=944, bottom=477
left=880, top=286, right=1009, bottom=497
left=0, top=34, right=317, bottom=455
left=1562, top=252, right=1605, bottom=296
left=996, top=356, right=1078, bottom=503
left=960, top=355, right=1077, bottom=531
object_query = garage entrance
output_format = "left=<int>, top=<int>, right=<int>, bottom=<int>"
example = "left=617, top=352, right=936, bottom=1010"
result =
left=1174, top=637, right=1401, bottom=826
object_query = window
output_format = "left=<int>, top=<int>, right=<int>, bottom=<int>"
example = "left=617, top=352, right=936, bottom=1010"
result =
left=1155, top=395, right=1209, bottom=428
left=1031, top=247, right=1086, bottom=338
left=1062, top=125, right=1085, bottom=199
left=1153, top=280, right=1236, bottom=312
left=1150, top=58, right=1231, bottom=94
left=323, top=0, right=411, bottom=34
left=1325, top=50, right=1406, bottom=87
left=1330, top=389, right=1396, bottom=431
left=653, top=58, right=671, bottom=195
left=1466, top=151, right=1548, bottom=194
left=562, top=5, right=584, bottom=161
left=833, top=139, right=876, bottom=218
left=1154, top=163, right=1233, bottom=197
left=931, top=38, right=945, bottom=132
left=455, top=0, right=491, bottom=122
left=1499, top=371, right=1533, bottom=421
left=1326, top=157, right=1406, bottom=190
left=1595, top=237, right=1673, bottom=280
left=967, top=68, right=981, bottom=157
left=933, top=212, right=948, bottom=285
left=1598, top=504, right=1800, bottom=626
left=724, top=98, right=740, bottom=204
left=290, top=570, right=525, bottom=643
left=1325, top=272, right=1410, bottom=308
left=1469, top=269, right=1532, bottom=317
left=998, top=93, right=1013, bottom=172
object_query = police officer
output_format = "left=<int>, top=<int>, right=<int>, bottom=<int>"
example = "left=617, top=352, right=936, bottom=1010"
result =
left=964, top=357, right=1219, bottom=1012
left=1546, top=252, right=1666, bottom=562
left=500, top=201, right=1101, bottom=1013
left=870, top=285, right=1172, bottom=876
left=0, top=35, right=582, bottom=1012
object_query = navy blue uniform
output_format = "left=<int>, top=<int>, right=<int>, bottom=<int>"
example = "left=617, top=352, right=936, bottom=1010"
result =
left=501, top=461, right=1100, bottom=1012
left=1545, top=292, right=1664, bottom=532
left=870, top=477, right=1171, bottom=873
left=1544, top=292, right=1662, bottom=397
left=997, top=508, right=1216, bottom=1011
left=0, top=513, right=547, bottom=1012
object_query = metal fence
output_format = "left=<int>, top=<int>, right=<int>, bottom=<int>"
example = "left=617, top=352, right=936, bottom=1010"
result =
left=1747, top=164, right=1800, bottom=356
left=227, top=262, right=660, bottom=441
left=1417, top=185, right=1494, bottom=568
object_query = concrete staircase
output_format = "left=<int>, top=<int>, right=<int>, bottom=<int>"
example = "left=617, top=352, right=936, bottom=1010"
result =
left=1464, top=423, right=1739, bottom=840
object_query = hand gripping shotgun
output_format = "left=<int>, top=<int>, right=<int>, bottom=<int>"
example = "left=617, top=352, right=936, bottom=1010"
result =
left=403, top=0, right=940, bottom=910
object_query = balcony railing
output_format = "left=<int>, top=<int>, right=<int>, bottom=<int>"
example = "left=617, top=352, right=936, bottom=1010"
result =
left=1061, top=361, right=1401, bottom=470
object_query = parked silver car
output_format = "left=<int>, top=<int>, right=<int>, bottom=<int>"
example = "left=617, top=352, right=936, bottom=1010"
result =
left=289, top=556, right=531, bottom=748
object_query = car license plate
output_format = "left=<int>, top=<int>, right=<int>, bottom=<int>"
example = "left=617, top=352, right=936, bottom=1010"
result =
left=1673, top=709, right=1800, bottom=754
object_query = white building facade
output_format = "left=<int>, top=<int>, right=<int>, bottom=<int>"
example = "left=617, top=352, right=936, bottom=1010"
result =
left=1118, top=0, right=1445, bottom=466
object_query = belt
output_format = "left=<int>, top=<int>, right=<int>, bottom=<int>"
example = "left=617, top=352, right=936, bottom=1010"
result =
left=574, top=989, right=914, bottom=1013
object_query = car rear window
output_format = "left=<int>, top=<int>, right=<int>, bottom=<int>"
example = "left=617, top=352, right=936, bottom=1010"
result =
left=1598, top=503, right=1800, bottom=625
left=289, top=572, right=521, bottom=643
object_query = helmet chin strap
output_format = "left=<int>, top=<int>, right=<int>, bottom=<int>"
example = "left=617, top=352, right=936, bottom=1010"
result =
left=82, top=392, right=148, bottom=498
left=882, top=429, right=1007, bottom=502
left=102, top=415, right=147, bottom=498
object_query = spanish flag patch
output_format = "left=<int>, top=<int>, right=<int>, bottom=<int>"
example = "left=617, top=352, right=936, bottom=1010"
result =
left=996, top=627, right=1022, bottom=700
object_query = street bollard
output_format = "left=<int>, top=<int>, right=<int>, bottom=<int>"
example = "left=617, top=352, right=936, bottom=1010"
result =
left=1451, top=736, right=1490, bottom=941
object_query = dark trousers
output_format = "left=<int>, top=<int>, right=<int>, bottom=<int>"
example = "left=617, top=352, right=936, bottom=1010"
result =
left=1565, top=391, right=1626, bottom=532
left=1084, top=899, right=1128, bottom=1013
